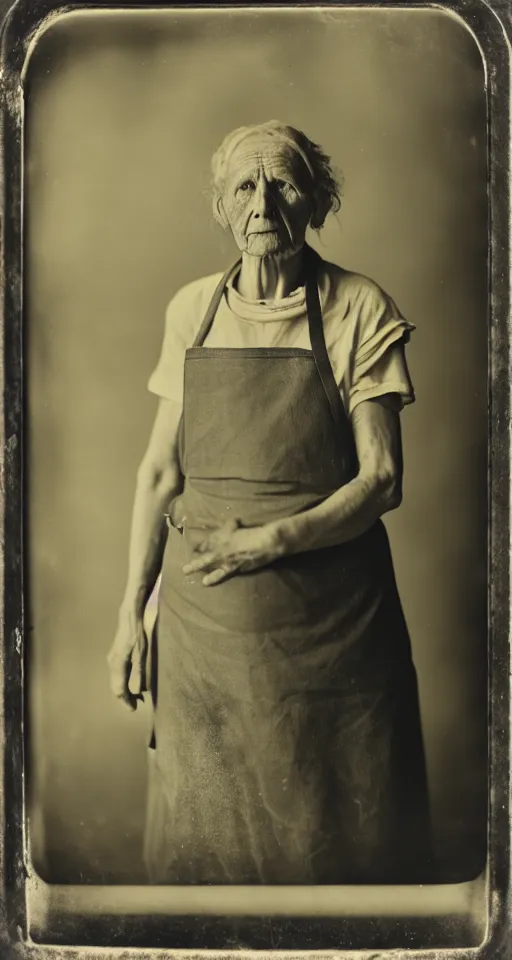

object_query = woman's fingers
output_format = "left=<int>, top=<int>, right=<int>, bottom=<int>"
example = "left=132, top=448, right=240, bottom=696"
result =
left=107, top=611, right=149, bottom=711
left=129, top=631, right=148, bottom=697
left=202, top=566, right=235, bottom=586
left=183, top=553, right=218, bottom=575
left=107, top=642, right=144, bottom=711
left=107, top=651, right=134, bottom=708
left=193, top=539, right=212, bottom=555
left=121, top=690, right=140, bottom=711
left=183, top=521, right=245, bottom=580
left=183, top=553, right=239, bottom=584
left=192, top=520, right=242, bottom=557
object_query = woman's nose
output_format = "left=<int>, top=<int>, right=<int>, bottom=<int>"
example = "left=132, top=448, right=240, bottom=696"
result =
left=252, top=179, right=274, bottom=218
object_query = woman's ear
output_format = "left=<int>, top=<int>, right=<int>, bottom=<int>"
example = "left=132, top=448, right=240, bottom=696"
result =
left=212, top=194, right=229, bottom=229
left=310, top=190, right=332, bottom=231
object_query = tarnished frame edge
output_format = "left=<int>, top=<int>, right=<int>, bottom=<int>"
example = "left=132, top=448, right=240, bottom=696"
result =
left=0, top=0, right=509, bottom=956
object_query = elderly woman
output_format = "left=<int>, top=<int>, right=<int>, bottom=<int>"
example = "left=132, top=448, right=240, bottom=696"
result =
left=107, top=121, right=431, bottom=885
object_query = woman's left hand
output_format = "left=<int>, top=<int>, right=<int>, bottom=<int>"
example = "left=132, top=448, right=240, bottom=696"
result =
left=182, top=518, right=284, bottom=586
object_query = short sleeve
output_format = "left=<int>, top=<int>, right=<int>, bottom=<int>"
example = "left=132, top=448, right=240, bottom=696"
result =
left=348, top=286, right=415, bottom=416
left=148, top=280, right=211, bottom=403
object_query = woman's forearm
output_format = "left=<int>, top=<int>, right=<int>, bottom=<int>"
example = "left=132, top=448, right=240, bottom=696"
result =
left=272, top=401, right=404, bottom=557
left=272, top=469, right=400, bottom=557
left=119, top=462, right=183, bottom=620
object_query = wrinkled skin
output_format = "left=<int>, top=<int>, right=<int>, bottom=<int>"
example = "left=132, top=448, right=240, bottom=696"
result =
left=183, top=518, right=285, bottom=586
left=216, top=135, right=314, bottom=300
left=108, top=134, right=403, bottom=708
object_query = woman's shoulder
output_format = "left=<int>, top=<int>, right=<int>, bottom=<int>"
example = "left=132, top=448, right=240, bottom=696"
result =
left=318, top=256, right=393, bottom=312
left=317, top=255, right=413, bottom=349
left=166, top=271, right=224, bottom=314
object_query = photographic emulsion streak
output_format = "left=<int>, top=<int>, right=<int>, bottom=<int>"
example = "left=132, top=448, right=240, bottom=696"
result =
left=1, top=0, right=506, bottom=953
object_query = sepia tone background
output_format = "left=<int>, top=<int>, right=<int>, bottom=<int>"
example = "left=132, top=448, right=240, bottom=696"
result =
left=24, top=7, right=488, bottom=884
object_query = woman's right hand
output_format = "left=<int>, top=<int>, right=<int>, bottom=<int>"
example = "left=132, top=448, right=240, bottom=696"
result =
left=107, top=611, right=148, bottom=711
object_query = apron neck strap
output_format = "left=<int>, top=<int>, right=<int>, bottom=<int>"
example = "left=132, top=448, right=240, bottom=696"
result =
left=304, top=245, right=351, bottom=433
left=192, top=245, right=351, bottom=435
left=192, top=259, right=242, bottom=348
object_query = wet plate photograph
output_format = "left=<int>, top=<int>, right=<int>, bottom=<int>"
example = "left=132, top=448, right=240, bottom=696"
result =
left=0, top=0, right=510, bottom=956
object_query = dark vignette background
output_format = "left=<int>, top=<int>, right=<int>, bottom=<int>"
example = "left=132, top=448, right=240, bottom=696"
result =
left=24, top=7, right=488, bottom=884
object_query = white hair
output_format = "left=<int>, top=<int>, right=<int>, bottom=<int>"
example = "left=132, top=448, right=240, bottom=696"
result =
left=211, top=120, right=342, bottom=230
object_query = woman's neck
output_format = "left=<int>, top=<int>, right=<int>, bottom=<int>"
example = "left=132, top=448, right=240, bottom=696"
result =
left=236, top=247, right=305, bottom=301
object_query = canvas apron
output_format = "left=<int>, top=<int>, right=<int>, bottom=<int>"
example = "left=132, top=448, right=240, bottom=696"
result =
left=144, top=246, right=431, bottom=885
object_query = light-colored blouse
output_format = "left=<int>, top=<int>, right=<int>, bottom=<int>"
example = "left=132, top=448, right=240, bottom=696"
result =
left=148, top=256, right=415, bottom=416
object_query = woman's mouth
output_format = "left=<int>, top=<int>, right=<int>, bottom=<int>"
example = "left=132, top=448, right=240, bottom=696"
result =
left=248, top=224, right=280, bottom=236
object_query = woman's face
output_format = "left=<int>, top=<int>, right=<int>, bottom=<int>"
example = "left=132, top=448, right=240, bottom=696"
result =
left=220, top=136, right=314, bottom=259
